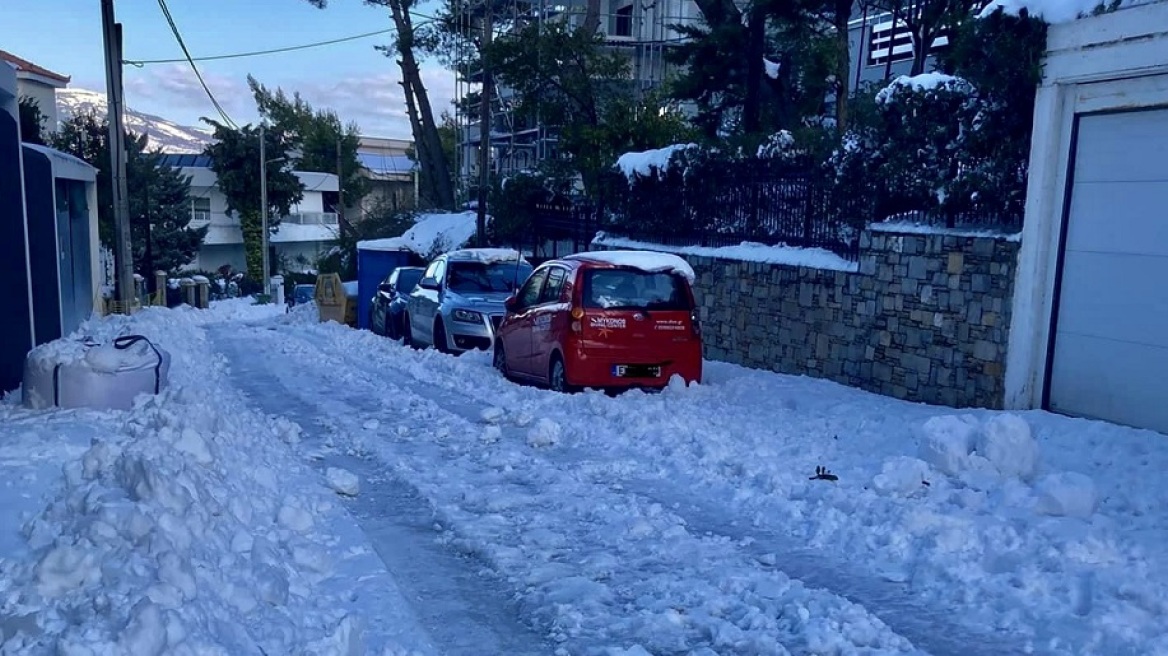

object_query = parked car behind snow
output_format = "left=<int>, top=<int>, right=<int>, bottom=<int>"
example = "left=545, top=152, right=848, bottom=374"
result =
left=370, top=266, right=424, bottom=339
left=494, top=250, right=703, bottom=392
left=405, top=249, right=533, bottom=353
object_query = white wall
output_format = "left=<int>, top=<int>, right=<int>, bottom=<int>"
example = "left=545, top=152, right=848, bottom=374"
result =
left=15, top=79, right=58, bottom=131
left=1004, top=2, right=1168, bottom=410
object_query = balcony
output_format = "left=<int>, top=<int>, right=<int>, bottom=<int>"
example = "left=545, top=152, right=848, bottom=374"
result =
left=283, top=212, right=339, bottom=226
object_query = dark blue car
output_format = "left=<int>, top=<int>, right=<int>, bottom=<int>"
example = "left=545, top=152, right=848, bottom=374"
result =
left=370, top=266, right=424, bottom=339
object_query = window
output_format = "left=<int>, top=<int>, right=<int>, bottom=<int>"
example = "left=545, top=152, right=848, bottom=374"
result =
left=396, top=268, right=423, bottom=293
left=539, top=267, right=567, bottom=304
left=423, top=260, right=443, bottom=285
left=191, top=196, right=211, bottom=221
left=614, top=5, right=633, bottom=37
left=866, top=18, right=950, bottom=67
left=446, top=261, right=533, bottom=293
left=517, top=268, right=548, bottom=309
left=582, top=269, right=691, bottom=311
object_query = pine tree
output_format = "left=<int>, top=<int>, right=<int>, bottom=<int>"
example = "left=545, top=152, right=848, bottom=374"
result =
left=202, top=121, right=304, bottom=282
left=52, top=112, right=208, bottom=276
left=18, top=96, right=47, bottom=145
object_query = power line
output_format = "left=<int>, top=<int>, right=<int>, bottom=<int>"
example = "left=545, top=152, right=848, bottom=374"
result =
left=155, top=0, right=237, bottom=128
left=125, top=12, right=441, bottom=67
left=126, top=28, right=393, bottom=66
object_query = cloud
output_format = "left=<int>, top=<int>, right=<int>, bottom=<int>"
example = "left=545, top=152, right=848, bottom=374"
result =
left=120, top=61, right=459, bottom=139
left=124, top=63, right=252, bottom=123
left=280, top=64, right=458, bottom=138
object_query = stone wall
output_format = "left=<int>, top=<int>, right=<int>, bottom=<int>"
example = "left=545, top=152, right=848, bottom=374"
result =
left=666, top=229, right=1018, bottom=408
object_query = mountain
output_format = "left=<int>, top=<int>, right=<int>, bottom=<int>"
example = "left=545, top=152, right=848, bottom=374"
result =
left=56, top=88, right=213, bottom=154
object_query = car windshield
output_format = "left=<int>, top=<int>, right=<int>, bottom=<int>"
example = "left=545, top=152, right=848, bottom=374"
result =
left=396, top=269, right=423, bottom=292
left=583, top=269, right=692, bottom=311
left=447, top=261, right=533, bottom=293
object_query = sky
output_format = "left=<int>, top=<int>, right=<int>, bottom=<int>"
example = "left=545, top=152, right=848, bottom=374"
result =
left=3, top=0, right=457, bottom=139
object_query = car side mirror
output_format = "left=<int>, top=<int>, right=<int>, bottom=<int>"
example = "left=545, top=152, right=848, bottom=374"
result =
left=504, top=295, right=518, bottom=313
left=418, top=277, right=439, bottom=291
left=378, top=283, right=394, bottom=294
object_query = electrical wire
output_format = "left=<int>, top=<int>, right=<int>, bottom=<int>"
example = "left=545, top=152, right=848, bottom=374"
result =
left=125, top=11, right=441, bottom=66
left=155, top=0, right=238, bottom=128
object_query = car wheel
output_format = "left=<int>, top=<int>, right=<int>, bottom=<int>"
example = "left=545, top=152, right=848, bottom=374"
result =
left=434, top=318, right=450, bottom=354
left=549, top=353, right=575, bottom=394
left=493, top=340, right=510, bottom=379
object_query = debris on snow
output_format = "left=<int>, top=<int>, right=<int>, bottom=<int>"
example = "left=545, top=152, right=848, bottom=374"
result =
left=326, top=467, right=361, bottom=497
left=809, top=465, right=838, bottom=482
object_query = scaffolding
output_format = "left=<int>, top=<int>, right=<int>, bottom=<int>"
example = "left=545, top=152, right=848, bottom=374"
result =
left=450, top=0, right=701, bottom=204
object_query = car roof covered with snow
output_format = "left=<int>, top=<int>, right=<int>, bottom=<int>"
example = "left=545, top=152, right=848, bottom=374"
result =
left=442, top=248, right=529, bottom=265
left=563, top=250, right=696, bottom=282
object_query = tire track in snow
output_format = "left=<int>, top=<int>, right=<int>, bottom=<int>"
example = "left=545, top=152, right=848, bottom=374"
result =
left=211, top=326, right=555, bottom=656
left=253, top=320, right=1038, bottom=656
left=225, top=323, right=926, bottom=655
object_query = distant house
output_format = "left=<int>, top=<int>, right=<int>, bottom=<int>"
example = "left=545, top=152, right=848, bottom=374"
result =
left=356, top=136, right=417, bottom=216
left=845, top=8, right=948, bottom=94
left=160, top=154, right=340, bottom=275
left=0, top=49, right=70, bottom=132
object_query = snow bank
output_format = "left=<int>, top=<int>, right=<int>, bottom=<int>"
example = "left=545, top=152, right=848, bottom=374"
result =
left=0, top=301, right=378, bottom=653
left=593, top=232, right=859, bottom=272
left=871, top=221, right=1023, bottom=242
left=615, top=144, right=697, bottom=180
left=357, top=211, right=481, bottom=257
left=567, top=250, right=696, bottom=282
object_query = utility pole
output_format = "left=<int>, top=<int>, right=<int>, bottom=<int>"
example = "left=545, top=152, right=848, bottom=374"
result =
left=101, top=0, right=135, bottom=313
left=475, top=0, right=493, bottom=247
left=260, top=123, right=271, bottom=298
left=336, top=137, right=345, bottom=241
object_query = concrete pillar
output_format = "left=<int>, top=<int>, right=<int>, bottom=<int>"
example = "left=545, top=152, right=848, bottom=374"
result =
left=180, top=278, right=196, bottom=307
left=270, top=275, right=285, bottom=306
left=154, top=271, right=166, bottom=306
left=196, top=278, right=210, bottom=309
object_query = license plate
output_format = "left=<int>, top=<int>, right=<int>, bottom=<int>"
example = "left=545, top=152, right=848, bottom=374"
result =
left=612, top=364, right=661, bottom=378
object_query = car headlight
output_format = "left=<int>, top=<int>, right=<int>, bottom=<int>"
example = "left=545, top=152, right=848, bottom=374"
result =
left=452, top=308, right=483, bottom=324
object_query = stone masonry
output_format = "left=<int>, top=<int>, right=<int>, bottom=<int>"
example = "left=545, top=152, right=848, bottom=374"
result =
left=652, top=229, right=1018, bottom=408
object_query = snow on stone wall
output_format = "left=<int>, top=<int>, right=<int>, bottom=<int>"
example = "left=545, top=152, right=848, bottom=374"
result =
left=603, top=228, right=1020, bottom=408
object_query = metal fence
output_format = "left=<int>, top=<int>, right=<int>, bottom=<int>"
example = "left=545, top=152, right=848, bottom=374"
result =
left=523, top=159, right=1023, bottom=261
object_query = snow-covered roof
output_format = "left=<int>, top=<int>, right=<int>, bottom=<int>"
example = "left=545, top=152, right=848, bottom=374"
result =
left=357, top=211, right=483, bottom=257
left=567, top=250, right=697, bottom=282
left=978, top=0, right=1157, bottom=22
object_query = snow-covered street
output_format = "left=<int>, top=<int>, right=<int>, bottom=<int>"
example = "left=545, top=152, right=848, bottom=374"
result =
left=3, top=301, right=1168, bottom=655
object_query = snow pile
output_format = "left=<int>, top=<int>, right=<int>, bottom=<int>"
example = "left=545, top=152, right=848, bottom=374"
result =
left=871, top=220, right=1023, bottom=242
left=0, top=301, right=377, bottom=654
left=917, top=413, right=1041, bottom=482
left=876, top=73, right=974, bottom=106
left=326, top=467, right=361, bottom=497
left=1034, top=472, right=1098, bottom=518
left=615, top=143, right=698, bottom=180
left=568, top=250, right=696, bottom=282
left=593, top=232, right=859, bottom=272
left=357, top=211, right=481, bottom=257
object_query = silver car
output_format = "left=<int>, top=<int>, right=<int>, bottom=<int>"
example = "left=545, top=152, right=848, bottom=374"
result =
left=405, top=248, right=534, bottom=353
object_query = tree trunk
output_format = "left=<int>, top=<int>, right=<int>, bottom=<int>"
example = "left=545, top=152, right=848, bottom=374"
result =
left=743, top=5, right=766, bottom=135
left=385, top=0, right=456, bottom=209
left=833, top=0, right=851, bottom=133
left=583, top=0, right=601, bottom=35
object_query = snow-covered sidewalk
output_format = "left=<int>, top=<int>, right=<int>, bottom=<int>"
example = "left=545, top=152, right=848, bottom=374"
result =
left=3, top=300, right=1167, bottom=655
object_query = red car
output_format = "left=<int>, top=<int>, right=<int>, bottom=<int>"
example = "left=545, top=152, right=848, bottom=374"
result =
left=493, top=251, right=703, bottom=392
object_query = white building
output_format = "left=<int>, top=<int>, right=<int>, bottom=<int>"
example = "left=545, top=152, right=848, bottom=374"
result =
left=1006, top=1, right=1168, bottom=435
left=0, top=49, right=69, bottom=132
left=161, top=154, right=340, bottom=274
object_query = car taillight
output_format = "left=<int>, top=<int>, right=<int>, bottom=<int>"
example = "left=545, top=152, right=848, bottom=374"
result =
left=690, top=309, right=701, bottom=337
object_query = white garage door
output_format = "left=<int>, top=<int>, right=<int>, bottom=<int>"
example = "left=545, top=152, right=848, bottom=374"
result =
left=1048, top=109, right=1168, bottom=434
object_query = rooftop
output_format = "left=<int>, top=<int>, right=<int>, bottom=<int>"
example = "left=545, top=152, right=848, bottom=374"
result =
left=0, top=50, right=70, bottom=86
